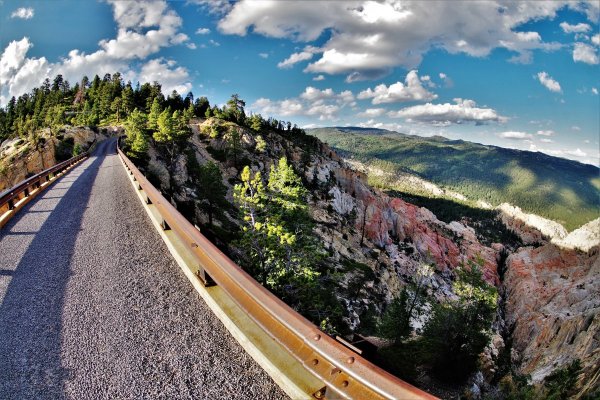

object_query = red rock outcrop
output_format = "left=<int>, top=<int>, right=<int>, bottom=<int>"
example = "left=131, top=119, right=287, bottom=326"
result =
left=505, top=243, right=599, bottom=394
left=330, top=164, right=500, bottom=284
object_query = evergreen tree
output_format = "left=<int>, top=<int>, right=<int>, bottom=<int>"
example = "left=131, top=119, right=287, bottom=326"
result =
left=421, top=258, right=497, bottom=382
left=147, top=97, right=162, bottom=131
left=224, top=126, right=242, bottom=168
left=196, top=161, right=228, bottom=226
left=124, top=109, right=148, bottom=158
left=234, top=158, right=320, bottom=296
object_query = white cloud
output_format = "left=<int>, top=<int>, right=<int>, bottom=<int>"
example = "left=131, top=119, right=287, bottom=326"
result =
left=195, top=27, right=211, bottom=35
left=358, top=119, right=403, bottom=132
left=217, top=1, right=570, bottom=80
left=313, top=74, right=325, bottom=81
left=259, top=52, right=269, bottom=59
left=593, top=87, right=599, bottom=95
left=277, top=48, right=316, bottom=69
left=0, top=1, right=191, bottom=104
left=357, top=108, right=387, bottom=118
left=592, top=34, right=600, bottom=46
left=209, top=39, right=220, bottom=47
left=499, top=131, right=533, bottom=140
left=251, top=86, right=354, bottom=121
left=187, top=43, right=197, bottom=50
left=559, top=22, right=591, bottom=33
left=540, top=138, right=554, bottom=143
left=536, top=130, right=555, bottom=136
left=11, top=7, right=34, bottom=19
left=439, top=72, right=454, bottom=88
left=138, top=58, right=192, bottom=94
left=388, top=98, right=506, bottom=125
left=572, top=125, right=581, bottom=131
left=536, top=71, right=562, bottom=92
left=357, top=70, right=437, bottom=104
left=573, top=42, right=599, bottom=64
left=189, top=0, right=233, bottom=15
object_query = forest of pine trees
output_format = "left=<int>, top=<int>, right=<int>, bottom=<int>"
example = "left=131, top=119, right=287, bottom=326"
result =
left=0, top=72, right=308, bottom=146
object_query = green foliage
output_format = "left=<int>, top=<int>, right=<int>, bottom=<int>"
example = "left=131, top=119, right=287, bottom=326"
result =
left=195, top=161, right=228, bottom=226
left=420, top=258, right=497, bottom=382
left=310, top=127, right=600, bottom=231
left=147, top=97, right=162, bottom=131
left=224, top=126, right=243, bottom=168
left=499, top=360, right=582, bottom=400
left=124, top=109, right=149, bottom=158
left=544, top=359, right=582, bottom=400
left=224, top=93, right=246, bottom=125
left=233, top=158, right=321, bottom=301
left=255, top=135, right=267, bottom=153
left=378, top=264, right=432, bottom=344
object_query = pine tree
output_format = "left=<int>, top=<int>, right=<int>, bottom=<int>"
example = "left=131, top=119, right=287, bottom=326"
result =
left=234, top=158, right=320, bottom=295
left=124, top=109, right=148, bottom=158
left=147, top=97, right=162, bottom=131
left=196, top=161, right=228, bottom=226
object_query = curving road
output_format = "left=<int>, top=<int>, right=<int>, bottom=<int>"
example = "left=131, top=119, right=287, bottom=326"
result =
left=0, top=138, right=287, bottom=399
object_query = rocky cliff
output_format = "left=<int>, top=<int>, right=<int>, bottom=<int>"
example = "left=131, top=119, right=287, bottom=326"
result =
left=142, top=117, right=598, bottom=396
left=0, top=127, right=106, bottom=191
left=504, top=243, right=599, bottom=396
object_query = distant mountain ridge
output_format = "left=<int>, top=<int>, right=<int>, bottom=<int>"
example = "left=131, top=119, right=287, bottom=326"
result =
left=309, top=127, right=600, bottom=231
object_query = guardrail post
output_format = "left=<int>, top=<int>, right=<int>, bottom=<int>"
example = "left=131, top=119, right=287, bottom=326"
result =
left=8, top=199, right=15, bottom=210
left=161, top=219, right=171, bottom=231
left=145, top=195, right=152, bottom=205
left=23, top=187, right=29, bottom=197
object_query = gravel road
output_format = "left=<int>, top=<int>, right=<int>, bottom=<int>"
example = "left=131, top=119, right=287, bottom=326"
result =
left=0, top=138, right=287, bottom=399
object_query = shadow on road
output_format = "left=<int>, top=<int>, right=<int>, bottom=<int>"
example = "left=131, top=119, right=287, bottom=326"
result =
left=0, top=139, right=114, bottom=399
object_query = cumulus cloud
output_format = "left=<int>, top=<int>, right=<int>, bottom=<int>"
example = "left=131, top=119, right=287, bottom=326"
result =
left=138, top=58, right=192, bottom=94
left=216, top=1, right=572, bottom=80
left=593, top=87, right=599, bottom=95
left=357, top=70, right=437, bottom=104
left=499, top=131, right=533, bottom=140
left=358, top=119, right=403, bottom=132
left=11, top=7, right=34, bottom=19
left=195, top=27, right=211, bottom=35
left=259, top=52, right=269, bottom=59
left=277, top=46, right=320, bottom=69
left=559, top=22, right=591, bottom=33
left=573, top=42, right=599, bottom=64
left=313, top=74, right=325, bottom=81
left=388, top=98, right=505, bottom=126
left=540, top=138, right=554, bottom=143
left=536, top=71, right=562, bottom=92
left=357, top=108, right=387, bottom=117
left=0, top=1, right=192, bottom=103
left=251, top=86, right=355, bottom=121
left=592, top=34, right=600, bottom=46
left=278, top=51, right=313, bottom=69
left=530, top=145, right=598, bottom=166
left=537, top=130, right=555, bottom=136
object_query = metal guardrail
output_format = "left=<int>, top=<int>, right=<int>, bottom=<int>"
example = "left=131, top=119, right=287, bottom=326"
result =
left=117, top=142, right=436, bottom=400
left=0, top=142, right=93, bottom=228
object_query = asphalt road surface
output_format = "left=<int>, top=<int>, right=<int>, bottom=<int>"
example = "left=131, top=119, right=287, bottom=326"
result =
left=0, top=137, right=287, bottom=399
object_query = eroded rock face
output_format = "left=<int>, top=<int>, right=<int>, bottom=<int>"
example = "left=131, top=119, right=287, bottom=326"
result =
left=0, top=127, right=103, bottom=191
left=329, top=164, right=500, bottom=285
left=504, top=243, right=600, bottom=393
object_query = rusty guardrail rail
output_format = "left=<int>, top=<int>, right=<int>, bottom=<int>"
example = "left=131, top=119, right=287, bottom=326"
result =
left=117, top=141, right=436, bottom=400
left=0, top=145, right=93, bottom=229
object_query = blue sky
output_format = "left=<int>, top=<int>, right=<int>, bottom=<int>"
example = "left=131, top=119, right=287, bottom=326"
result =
left=1, top=0, right=599, bottom=166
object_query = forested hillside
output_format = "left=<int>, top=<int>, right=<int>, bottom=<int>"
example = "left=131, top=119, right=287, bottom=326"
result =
left=309, top=127, right=600, bottom=231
